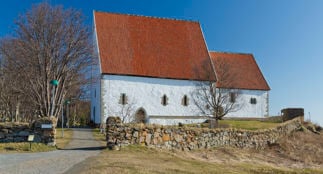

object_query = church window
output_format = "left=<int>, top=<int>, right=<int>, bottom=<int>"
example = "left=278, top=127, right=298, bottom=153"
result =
left=229, top=92, right=236, bottom=103
left=250, top=98, right=257, bottom=104
left=119, top=93, right=128, bottom=105
left=182, top=95, right=189, bottom=106
left=161, top=94, right=168, bottom=106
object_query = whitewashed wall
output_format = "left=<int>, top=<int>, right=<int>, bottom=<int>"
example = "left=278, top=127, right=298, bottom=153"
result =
left=91, top=81, right=101, bottom=124
left=227, top=90, right=269, bottom=117
left=100, top=75, right=203, bottom=125
left=92, top=75, right=269, bottom=125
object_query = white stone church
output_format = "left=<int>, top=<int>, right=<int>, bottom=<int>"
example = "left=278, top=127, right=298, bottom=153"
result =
left=91, top=11, right=270, bottom=125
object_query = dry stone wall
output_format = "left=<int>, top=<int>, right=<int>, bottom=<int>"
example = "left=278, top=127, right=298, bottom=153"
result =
left=106, top=117, right=303, bottom=150
left=0, top=117, right=56, bottom=146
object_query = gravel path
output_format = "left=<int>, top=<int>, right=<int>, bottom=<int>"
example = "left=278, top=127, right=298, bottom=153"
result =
left=0, top=128, right=104, bottom=174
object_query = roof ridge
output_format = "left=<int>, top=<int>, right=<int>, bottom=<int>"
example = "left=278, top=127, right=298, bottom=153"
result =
left=93, top=10, right=199, bottom=23
left=209, top=50, right=253, bottom=56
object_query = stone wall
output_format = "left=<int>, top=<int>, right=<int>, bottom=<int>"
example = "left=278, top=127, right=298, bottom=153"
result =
left=0, top=117, right=56, bottom=146
left=106, top=117, right=303, bottom=150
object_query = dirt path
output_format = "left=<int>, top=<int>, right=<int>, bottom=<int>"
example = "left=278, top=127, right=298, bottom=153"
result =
left=0, top=128, right=104, bottom=174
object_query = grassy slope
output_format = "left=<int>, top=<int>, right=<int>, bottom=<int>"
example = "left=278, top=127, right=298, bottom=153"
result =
left=74, top=142, right=323, bottom=174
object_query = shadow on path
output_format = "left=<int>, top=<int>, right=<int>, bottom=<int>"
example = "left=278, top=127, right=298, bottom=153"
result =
left=61, top=146, right=106, bottom=151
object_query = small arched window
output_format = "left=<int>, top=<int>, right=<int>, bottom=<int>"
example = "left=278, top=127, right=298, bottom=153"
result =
left=161, top=94, right=168, bottom=106
left=182, top=95, right=189, bottom=106
left=229, top=92, right=236, bottom=103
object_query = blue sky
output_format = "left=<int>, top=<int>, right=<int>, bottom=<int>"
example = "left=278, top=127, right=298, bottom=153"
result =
left=1, top=0, right=322, bottom=126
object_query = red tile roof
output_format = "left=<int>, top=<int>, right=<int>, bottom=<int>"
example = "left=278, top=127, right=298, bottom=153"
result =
left=94, top=11, right=210, bottom=80
left=209, top=52, right=270, bottom=90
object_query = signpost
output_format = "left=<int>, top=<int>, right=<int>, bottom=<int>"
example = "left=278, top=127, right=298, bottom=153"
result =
left=27, top=135, right=34, bottom=151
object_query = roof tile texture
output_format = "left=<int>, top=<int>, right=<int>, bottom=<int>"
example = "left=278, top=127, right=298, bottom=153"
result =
left=210, top=52, right=270, bottom=90
left=94, top=12, right=270, bottom=91
left=94, top=12, right=210, bottom=80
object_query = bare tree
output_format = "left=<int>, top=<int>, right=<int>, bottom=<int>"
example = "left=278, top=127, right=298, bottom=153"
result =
left=63, top=100, right=90, bottom=127
left=0, top=3, right=92, bottom=121
left=119, top=101, right=137, bottom=124
left=108, top=95, right=137, bottom=124
left=192, top=58, right=243, bottom=128
left=0, top=54, right=31, bottom=122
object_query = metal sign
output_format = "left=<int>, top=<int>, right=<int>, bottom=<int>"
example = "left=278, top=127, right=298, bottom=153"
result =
left=28, top=135, right=34, bottom=142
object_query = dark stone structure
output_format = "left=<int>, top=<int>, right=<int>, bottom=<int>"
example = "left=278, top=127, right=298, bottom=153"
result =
left=0, top=117, right=56, bottom=145
left=281, top=108, right=304, bottom=122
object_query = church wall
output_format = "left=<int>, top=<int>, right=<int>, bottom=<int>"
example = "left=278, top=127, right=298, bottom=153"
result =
left=227, top=89, right=269, bottom=117
left=99, top=75, right=269, bottom=125
left=101, top=75, right=203, bottom=125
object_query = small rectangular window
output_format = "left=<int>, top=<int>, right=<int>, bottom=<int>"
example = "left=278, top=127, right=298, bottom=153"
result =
left=182, top=95, right=189, bottom=106
left=119, top=93, right=128, bottom=105
left=230, top=92, right=236, bottom=103
left=161, top=95, right=168, bottom=106
left=250, top=98, right=257, bottom=104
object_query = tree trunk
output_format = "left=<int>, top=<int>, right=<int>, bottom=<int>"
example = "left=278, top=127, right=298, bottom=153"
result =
left=215, top=119, right=219, bottom=128
left=209, top=118, right=215, bottom=129
left=15, top=101, right=20, bottom=122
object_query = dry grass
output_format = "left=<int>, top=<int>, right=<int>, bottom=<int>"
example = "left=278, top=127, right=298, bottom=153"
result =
left=55, top=128, right=73, bottom=149
left=0, top=142, right=56, bottom=153
left=72, top=144, right=323, bottom=174
left=270, top=131, right=323, bottom=165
